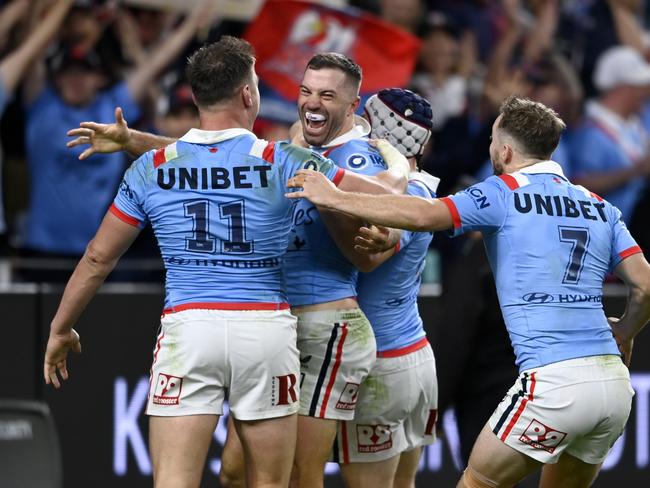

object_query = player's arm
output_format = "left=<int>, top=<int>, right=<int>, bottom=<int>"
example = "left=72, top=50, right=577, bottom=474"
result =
left=611, top=252, right=650, bottom=366
left=67, top=107, right=175, bottom=159
left=287, top=169, right=452, bottom=232
left=44, top=212, right=141, bottom=388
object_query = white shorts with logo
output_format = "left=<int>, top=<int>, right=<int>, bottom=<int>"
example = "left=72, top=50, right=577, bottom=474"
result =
left=296, top=308, right=376, bottom=420
left=333, top=340, right=438, bottom=463
left=146, top=308, right=300, bottom=421
left=489, top=355, right=633, bottom=464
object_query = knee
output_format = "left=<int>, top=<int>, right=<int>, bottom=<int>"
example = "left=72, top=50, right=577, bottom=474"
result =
left=459, top=465, right=500, bottom=488
left=219, top=463, right=246, bottom=488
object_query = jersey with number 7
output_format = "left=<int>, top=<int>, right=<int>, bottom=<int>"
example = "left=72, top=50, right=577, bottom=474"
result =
left=441, top=161, right=641, bottom=372
left=110, top=129, right=344, bottom=309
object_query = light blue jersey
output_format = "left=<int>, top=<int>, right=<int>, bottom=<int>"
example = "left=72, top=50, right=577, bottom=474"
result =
left=357, top=172, right=438, bottom=352
left=111, top=128, right=343, bottom=310
left=442, top=161, right=641, bottom=371
left=284, top=123, right=387, bottom=306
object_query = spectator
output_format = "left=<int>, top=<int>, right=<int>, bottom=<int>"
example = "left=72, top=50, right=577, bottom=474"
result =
left=17, top=1, right=216, bottom=272
left=0, top=0, right=73, bottom=251
left=379, top=0, right=426, bottom=34
left=569, top=45, right=650, bottom=224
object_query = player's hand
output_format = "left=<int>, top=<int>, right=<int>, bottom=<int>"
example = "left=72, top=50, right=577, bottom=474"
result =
left=66, top=107, right=130, bottom=160
left=286, top=169, right=340, bottom=208
left=354, top=225, right=395, bottom=255
left=44, top=329, right=82, bottom=389
left=608, top=316, right=634, bottom=367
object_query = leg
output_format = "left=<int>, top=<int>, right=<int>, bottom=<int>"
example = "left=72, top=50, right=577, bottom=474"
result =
left=219, top=415, right=246, bottom=488
left=340, top=455, right=400, bottom=488
left=539, top=452, right=601, bottom=488
left=149, top=414, right=219, bottom=488
left=291, top=415, right=338, bottom=488
left=392, top=447, right=422, bottom=488
left=234, top=413, right=298, bottom=488
left=457, top=423, right=541, bottom=488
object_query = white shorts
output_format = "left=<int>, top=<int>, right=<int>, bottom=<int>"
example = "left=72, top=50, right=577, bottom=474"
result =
left=146, top=308, right=300, bottom=421
left=333, top=340, right=438, bottom=463
left=296, top=308, right=376, bottom=420
left=489, top=355, right=633, bottom=464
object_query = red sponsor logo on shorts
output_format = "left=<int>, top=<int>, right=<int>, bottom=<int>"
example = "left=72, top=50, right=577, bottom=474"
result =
left=336, top=382, right=359, bottom=410
left=357, top=424, right=393, bottom=453
left=519, top=419, right=567, bottom=453
left=153, top=373, right=183, bottom=405
left=272, top=374, right=298, bottom=406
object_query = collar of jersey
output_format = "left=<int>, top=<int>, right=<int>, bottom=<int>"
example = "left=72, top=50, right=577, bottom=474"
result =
left=517, top=160, right=567, bottom=179
left=179, top=127, right=255, bottom=144
left=316, top=115, right=371, bottom=148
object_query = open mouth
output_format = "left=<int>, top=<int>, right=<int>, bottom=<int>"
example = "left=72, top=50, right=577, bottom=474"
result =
left=304, top=111, right=328, bottom=136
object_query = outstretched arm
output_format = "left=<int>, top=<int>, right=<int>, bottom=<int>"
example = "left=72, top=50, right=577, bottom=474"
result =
left=44, top=211, right=141, bottom=388
left=287, top=169, right=452, bottom=232
left=610, top=252, right=650, bottom=366
left=67, top=107, right=175, bottom=159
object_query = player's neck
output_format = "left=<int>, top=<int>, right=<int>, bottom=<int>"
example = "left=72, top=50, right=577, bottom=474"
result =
left=198, top=110, right=254, bottom=133
left=505, top=156, right=544, bottom=174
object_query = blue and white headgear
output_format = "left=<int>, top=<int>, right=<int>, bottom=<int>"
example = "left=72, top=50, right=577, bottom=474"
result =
left=364, top=88, right=433, bottom=159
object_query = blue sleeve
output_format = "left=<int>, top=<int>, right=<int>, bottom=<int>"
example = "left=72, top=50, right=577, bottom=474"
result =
left=333, top=143, right=387, bottom=176
left=277, top=142, right=344, bottom=186
left=110, top=153, right=150, bottom=228
left=443, top=178, right=508, bottom=236
left=608, top=204, right=642, bottom=271
left=107, top=81, right=141, bottom=122
left=570, top=127, right=620, bottom=175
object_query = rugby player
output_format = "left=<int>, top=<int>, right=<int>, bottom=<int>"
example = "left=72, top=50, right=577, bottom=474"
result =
left=44, top=37, right=409, bottom=488
left=287, top=96, right=650, bottom=488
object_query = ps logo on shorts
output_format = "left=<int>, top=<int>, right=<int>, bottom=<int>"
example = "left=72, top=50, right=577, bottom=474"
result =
left=519, top=419, right=567, bottom=453
left=356, top=424, right=393, bottom=453
left=336, top=382, right=360, bottom=410
left=153, top=373, right=183, bottom=405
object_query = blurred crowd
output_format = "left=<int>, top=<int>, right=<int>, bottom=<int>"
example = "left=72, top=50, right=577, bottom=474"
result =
left=1, top=0, right=650, bottom=281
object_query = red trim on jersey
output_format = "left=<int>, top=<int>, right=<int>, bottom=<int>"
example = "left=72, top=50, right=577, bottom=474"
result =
left=319, top=323, right=348, bottom=418
left=377, top=337, right=429, bottom=358
left=500, top=372, right=536, bottom=442
left=440, top=197, right=461, bottom=229
left=262, top=141, right=276, bottom=163
left=393, top=241, right=401, bottom=254
left=153, top=148, right=166, bottom=168
left=498, top=174, right=520, bottom=190
left=619, top=245, right=643, bottom=260
left=323, top=144, right=343, bottom=158
left=332, top=168, right=346, bottom=187
left=162, top=301, right=290, bottom=314
left=589, top=191, right=604, bottom=202
left=341, top=421, right=350, bottom=463
left=109, top=204, right=141, bottom=227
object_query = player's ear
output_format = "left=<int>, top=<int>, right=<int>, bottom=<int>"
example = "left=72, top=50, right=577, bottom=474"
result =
left=242, top=84, right=253, bottom=108
left=350, top=96, right=360, bottom=114
left=502, top=143, right=514, bottom=165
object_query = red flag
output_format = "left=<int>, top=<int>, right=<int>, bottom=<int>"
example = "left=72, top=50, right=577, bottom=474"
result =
left=244, top=0, right=421, bottom=100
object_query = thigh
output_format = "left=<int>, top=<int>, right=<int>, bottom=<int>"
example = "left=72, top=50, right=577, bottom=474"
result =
left=539, top=452, right=601, bottom=488
left=340, top=455, right=400, bottom=488
left=228, top=311, right=300, bottom=420
left=149, top=414, right=219, bottom=488
left=219, top=416, right=246, bottom=488
left=235, top=414, right=298, bottom=488
left=464, top=423, right=541, bottom=487
left=146, top=312, right=226, bottom=417
left=393, top=447, right=422, bottom=488
left=297, top=309, right=376, bottom=421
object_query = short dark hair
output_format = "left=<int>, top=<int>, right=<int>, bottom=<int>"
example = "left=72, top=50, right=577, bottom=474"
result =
left=305, top=53, right=362, bottom=91
left=497, top=96, right=566, bottom=159
left=186, top=36, right=255, bottom=107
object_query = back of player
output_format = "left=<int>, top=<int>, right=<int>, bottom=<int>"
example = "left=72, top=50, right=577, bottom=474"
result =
left=443, top=160, right=637, bottom=466
left=111, top=129, right=342, bottom=420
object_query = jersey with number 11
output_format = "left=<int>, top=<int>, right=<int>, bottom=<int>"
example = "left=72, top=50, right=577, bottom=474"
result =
left=110, top=128, right=343, bottom=309
left=442, top=161, right=641, bottom=371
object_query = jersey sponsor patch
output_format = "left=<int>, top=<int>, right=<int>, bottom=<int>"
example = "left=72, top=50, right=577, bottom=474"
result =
left=347, top=154, right=368, bottom=170
left=466, top=185, right=491, bottom=210
left=153, top=373, right=183, bottom=405
left=271, top=374, right=299, bottom=406
left=356, top=424, right=393, bottom=453
left=519, top=419, right=567, bottom=453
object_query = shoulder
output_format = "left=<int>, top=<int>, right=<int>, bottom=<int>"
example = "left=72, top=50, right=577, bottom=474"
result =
left=332, top=139, right=386, bottom=171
